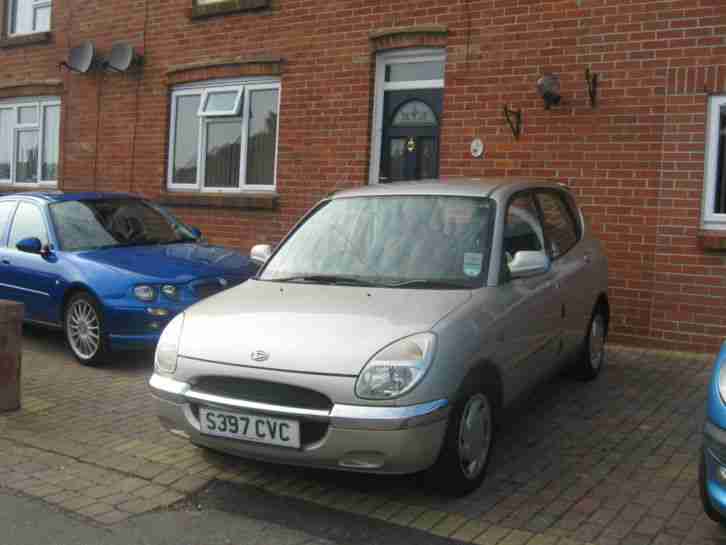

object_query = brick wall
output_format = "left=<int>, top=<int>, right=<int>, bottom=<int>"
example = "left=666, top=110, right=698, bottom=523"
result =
left=1, top=0, right=725, bottom=352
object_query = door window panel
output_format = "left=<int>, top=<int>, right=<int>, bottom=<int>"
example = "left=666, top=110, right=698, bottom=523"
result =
left=388, top=138, right=406, bottom=181
left=8, top=202, right=47, bottom=248
left=418, top=137, right=436, bottom=179
left=504, top=194, right=545, bottom=267
left=536, top=192, right=579, bottom=259
left=392, top=100, right=438, bottom=127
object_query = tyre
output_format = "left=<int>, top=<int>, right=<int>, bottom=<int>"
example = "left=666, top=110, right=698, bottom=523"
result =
left=574, top=304, right=607, bottom=381
left=426, top=383, right=495, bottom=496
left=700, top=451, right=726, bottom=525
left=64, top=292, right=108, bottom=366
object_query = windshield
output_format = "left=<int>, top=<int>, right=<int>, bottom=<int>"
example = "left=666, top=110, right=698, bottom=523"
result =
left=49, top=199, right=197, bottom=251
left=260, top=195, right=495, bottom=288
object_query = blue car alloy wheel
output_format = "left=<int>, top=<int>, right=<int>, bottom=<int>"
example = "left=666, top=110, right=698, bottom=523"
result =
left=701, top=342, right=726, bottom=525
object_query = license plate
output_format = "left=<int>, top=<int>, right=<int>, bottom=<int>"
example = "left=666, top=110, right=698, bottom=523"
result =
left=199, top=408, right=300, bottom=449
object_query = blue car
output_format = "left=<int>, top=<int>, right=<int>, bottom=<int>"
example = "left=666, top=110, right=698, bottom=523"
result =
left=702, top=342, right=726, bottom=525
left=0, top=192, right=256, bottom=365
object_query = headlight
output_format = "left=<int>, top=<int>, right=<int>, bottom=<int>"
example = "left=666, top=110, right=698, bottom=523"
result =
left=155, top=313, right=184, bottom=374
left=161, top=284, right=178, bottom=299
left=719, top=360, right=726, bottom=404
left=355, top=333, right=436, bottom=400
left=134, top=285, right=156, bottom=302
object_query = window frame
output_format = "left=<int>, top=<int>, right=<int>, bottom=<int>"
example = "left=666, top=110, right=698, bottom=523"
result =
left=167, top=78, right=281, bottom=194
left=0, top=96, right=60, bottom=188
left=7, top=0, right=52, bottom=36
left=703, top=94, right=726, bottom=230
left=368, top=48, right=446, bottom=185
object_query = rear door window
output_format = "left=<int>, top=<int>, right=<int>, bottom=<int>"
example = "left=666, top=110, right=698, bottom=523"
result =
left=0, top=201, right=16, bottom=245
left=8, top=202, right=48, bottom=249
left=535, top=191, right=579, bottom=259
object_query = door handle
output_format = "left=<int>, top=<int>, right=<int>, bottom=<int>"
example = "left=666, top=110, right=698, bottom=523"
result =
left=1, top=259, right=9, bottom=265
left=583, top=253, right=592, bottom=264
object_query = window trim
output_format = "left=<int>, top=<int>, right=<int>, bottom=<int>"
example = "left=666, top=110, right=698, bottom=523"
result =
left=167, top=77, right=281, bottom=194
left=368, top=48, right=446, bottom=185
left=0, top=96, right=60, bottom=188
left=198, top=87, right=243, bottom=117
left=703, top=94, right=726, bottom=230
left=7, top=0, right=51, bottom=37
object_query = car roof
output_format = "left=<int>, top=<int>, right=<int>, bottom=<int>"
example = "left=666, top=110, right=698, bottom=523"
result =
left=330, top=177, right=568, bottom=200
left=0, top=191, right=139, bottom=204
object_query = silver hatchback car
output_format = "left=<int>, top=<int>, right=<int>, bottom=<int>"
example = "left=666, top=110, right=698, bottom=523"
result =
left=150, top=179, right=609, bottom=495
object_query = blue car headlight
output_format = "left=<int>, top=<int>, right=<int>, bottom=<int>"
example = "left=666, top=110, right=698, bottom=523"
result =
left=134, top=285, right=156, bottom=302
left=719, top=362, right=726, bottom=404
left=161, top=284, right=179, bottom=300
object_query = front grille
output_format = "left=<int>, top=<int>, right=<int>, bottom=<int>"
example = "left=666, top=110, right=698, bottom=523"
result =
left=193, top=376, right=333, bottom=412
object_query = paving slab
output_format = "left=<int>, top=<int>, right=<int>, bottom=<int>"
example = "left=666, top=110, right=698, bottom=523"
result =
left=2, top=327, right=726, bottom=545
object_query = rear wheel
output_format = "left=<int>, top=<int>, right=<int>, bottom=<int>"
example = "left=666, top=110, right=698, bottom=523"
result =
left=65, top=292, right=107, bottom=366
left=426, top=383, right=495, bottom=496
left=574, top=304, right=607, bottom=381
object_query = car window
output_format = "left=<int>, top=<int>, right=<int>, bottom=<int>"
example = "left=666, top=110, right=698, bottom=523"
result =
left=535, top=191, right=579, bottom=259
left=0, top=201, right=16, bottom=246
left=503, top=193, right=545, bottom=266
left=8, top=203, right=48, bottom=249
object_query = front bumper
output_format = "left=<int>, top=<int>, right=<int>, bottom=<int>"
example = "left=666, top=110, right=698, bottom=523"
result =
left=703, top=420, right=726, bottom=517
left=149, top=373, right=450, bottom=474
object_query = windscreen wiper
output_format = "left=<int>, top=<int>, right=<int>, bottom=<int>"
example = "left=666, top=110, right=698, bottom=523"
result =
left=268, top=275, right=383, bottom=287
left=385, top=279, right=472, bottom=289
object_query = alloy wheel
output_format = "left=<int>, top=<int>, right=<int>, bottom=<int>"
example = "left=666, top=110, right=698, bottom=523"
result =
left=67, top=299, right=101, bottom=360
left=457, top=393, right=492, bottom=480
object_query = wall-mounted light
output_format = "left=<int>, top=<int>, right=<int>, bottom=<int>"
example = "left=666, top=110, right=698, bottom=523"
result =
left=585, top=68, right=599, bottom=108
left=536, top=74, right=561, bottom=110
left=503, top=105, right=523, bottom=140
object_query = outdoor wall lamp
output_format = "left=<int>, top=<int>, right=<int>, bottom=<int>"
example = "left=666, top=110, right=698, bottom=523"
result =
left=536, top=74, right=561, bottom=109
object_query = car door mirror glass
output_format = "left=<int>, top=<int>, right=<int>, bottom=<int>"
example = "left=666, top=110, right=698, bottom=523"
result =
left=16, top=237, right=43, bottom=254
left=188, top=226, right=202, bottom=240
left=250, top=244, right=272, bottom=265
left=509, top=250, right=550, bottom=278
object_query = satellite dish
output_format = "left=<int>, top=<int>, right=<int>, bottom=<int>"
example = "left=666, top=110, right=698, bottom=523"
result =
left=61, top=41, right=97, bottom=73
left=105, top=43, right=143, bottom=72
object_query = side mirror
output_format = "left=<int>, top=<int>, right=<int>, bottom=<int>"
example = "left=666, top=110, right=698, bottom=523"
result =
left=188, top=226, right=202, bottom=240
left=250, top=244, right=272, bottom=266
left=16, top=237, right=43, bottom=255
left=509, top=250, right=550, bottom=279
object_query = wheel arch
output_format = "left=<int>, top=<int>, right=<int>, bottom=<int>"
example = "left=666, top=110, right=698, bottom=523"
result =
left=61, top=283, right=104, bottom=325
left=460, top=359, right=504, bottom=411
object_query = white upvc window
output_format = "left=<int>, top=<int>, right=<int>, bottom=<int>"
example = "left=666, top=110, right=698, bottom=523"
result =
left=703, top=95, right=726, bottom=230
left=8, top=0, right=52, bottom=36
left=167, top=78, right=281, bottom=193
left=0, top=96, right=60, bottom=187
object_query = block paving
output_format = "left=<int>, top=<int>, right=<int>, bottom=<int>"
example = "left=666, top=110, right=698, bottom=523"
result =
left=1, top=328, right=725, bottom=544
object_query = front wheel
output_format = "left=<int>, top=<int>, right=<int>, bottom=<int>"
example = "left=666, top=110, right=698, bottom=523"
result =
left=700, top=451, right=726, bottom=525
left=65, top=292, right=108, bottom=366
left=426, top=386, right=495, bottom=496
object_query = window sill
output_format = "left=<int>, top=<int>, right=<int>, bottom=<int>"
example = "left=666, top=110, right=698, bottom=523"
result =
left=0, top=32, right=52, bottom=49
left=698, top=229, right=726, bottom=251
left=158, top=191, right=279, bottom=210
left=190, top=0, right=270, bottom=20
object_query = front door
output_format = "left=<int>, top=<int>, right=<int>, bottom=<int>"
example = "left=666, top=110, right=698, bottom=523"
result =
left=380, top=89, right=443, bottom=183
